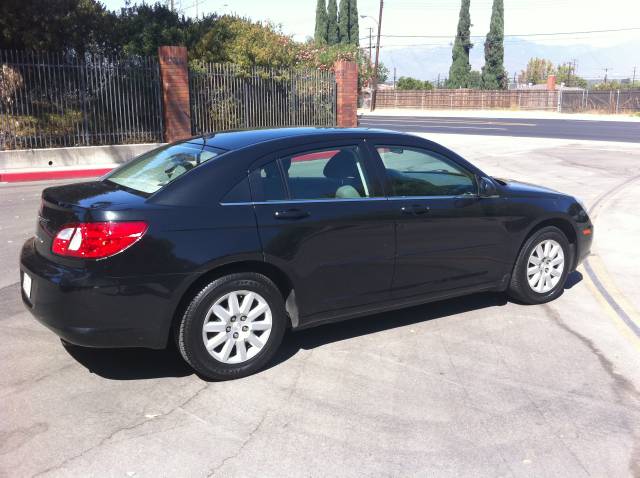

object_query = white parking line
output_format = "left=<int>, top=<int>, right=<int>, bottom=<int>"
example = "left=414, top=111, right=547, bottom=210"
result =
left=360, top=117, right=537, bottom=127
left=362, top=122, right=508, bottom=131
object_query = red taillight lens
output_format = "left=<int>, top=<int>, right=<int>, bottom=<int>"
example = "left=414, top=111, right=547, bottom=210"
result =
left=52, top=221, right=148, bottom=259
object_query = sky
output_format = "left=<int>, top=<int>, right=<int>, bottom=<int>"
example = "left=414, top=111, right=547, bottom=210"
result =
left=102, top=0, right=640, bottom=76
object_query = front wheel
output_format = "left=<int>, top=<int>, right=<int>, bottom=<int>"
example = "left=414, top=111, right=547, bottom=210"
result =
left=508, top=226, right=571, bottom=304
left=177, top=273, right=287, bottom=380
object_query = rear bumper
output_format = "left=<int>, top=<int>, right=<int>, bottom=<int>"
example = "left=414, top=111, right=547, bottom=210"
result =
left=20, top=237, right=188, bottom=349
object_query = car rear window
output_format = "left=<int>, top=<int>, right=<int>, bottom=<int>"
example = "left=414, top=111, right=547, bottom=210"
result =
left=105, top=143, right=226, bottom=194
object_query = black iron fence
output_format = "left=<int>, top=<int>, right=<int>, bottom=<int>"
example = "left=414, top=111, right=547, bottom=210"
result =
left=189, top=63, right=336, bottom=134
left=0, top=50, right=163, bottom=150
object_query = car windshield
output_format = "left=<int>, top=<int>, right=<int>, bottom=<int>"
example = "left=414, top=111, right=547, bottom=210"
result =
left=105, top=143, right=226, bottom=194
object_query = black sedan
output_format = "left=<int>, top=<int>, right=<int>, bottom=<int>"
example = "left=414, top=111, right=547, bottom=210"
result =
left=20, top=128, right=593, bottom=380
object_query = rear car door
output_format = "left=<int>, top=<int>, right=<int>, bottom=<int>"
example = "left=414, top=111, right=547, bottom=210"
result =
left=249, top=140, right=395, bottom=320
left=369, top=143, right=508, bottom=299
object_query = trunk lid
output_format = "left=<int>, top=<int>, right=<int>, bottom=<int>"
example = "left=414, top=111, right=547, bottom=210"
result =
left=36, top=181, right=146, bottom=261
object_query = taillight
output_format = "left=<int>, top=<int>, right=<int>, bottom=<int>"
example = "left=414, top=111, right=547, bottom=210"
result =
left=52, top=221, right=148, bottom=259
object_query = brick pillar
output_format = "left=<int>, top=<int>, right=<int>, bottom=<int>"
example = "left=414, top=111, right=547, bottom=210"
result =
left=334, top=60, right=358, bottom=128
left=158, top=46, right=191, bottom=142
left=546, top=74, right=557, bottom=91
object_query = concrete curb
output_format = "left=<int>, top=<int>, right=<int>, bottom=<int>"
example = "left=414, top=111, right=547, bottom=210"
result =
left=0, top=167, right=114, bottom=183
left=0, top=143, right=162, bottom=170
left=0, top=143, right=163, bottom=182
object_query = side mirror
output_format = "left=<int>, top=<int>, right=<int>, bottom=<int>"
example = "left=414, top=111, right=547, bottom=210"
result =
left=478, top=176, right=498, bottom=198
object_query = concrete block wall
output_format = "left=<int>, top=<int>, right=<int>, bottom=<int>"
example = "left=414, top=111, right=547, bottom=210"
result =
left=0, top=144, right=162, bottom=171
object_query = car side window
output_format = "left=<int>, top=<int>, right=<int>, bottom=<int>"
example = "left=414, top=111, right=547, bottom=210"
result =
left=376, top=145, right=476, bottom=197
left=282, top=145, right=371, bottom=200
left=250, top=161, right=287, bottom=201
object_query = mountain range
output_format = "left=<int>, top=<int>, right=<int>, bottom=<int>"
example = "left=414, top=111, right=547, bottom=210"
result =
left=379, top=38, right=639, bottom=84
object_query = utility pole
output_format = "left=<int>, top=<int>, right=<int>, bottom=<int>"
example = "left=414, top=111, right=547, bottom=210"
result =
left=393, top=67, right=396, bottom=88
left=633, top=66, right=637, bottom=86
left=193, top=0, right=204, bottom=17
left=370, top=0, right=384, bottom=111
left=603, top=67, right=610, bottom=84
left=437, top=73, right=440, bottom=88
left=368, top=28, right=373, bottom=66
left=568, top=58, right=577, bottom=86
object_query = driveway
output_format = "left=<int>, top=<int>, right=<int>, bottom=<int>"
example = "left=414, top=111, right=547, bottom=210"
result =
left=1, top=134, right=640, bottom=477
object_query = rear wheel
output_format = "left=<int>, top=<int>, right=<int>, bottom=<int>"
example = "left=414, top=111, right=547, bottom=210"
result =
left=177, top=273, right=286, bottom=380
left=508, top=226, right=571, bottom=304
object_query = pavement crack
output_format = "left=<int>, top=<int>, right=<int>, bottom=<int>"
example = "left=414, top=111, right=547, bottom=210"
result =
left=544, top=303, right=640, bottom=476
left=31, top=381, right=210, bottom=477
left=206, top=411, right=270, bottom=478
left=207, top=351, right=313, bottom=477
left=544, top=304, right=640, bottom=399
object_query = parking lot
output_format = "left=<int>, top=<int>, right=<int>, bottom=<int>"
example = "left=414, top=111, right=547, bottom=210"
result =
left=2, top=134, right=640, bottom=477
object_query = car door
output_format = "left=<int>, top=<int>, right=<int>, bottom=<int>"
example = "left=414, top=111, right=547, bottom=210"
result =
left=368, top=143, right=508, bottom=299
left=249, top=140, right=396, bottom=319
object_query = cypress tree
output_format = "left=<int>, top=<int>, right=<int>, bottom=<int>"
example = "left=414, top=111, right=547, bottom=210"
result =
left=337, top=0, right=359, bottom=45
left=349, top=0, right=359, bottom=46
left=481, top=0, right=507, bottom=89
left=447, top=0, right=473, bottom=88
left=338, top=0, right=349, bottom=43
left=314, top=0, right=328, bottom=44
left=327, top=0, right=339, bottom=45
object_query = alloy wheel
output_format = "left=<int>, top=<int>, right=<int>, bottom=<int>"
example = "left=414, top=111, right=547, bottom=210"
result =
left=526, top=239, right=565, bottom=293
left=201, top=290, right=272, bottom=364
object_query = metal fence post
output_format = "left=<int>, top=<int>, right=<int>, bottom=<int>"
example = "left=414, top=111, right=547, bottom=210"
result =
left=557, top=88, right=562, bottom=113
left=585, top=89, right=589, bottom=111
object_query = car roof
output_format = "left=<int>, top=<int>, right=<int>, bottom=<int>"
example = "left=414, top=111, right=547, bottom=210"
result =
left=184, top=127, right=408, bottom=151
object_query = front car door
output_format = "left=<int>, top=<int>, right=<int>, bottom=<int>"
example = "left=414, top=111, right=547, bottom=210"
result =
left=367, top=141, right=509, bottom=299
left=249, top=140, right=396, bottom=322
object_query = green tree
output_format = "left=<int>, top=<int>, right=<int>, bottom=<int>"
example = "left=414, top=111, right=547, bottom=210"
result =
left=376, top=63, right=389, bottom=83
left=555, top=63, right=587, bottom=88
left=338, top=0, right=359, bottom=45
left=518, top=58, right=555, bottom=84
left=193, top=17, right=299, bottom=69
left=481, top=0, right=507, bottom=89
left=348, top=0, right=360, bottom=46
left=468, top=70, right=483, bottom=88
left=447, top=0, right=473, bottom=88
left=327, top=0, right=339, bottom=45
left=314, top=0, right=328, bottom=44
left=396, top=77, right=434, bottom=90
left=0, top=0, right=114, bottom=56
left=114, top=3, right=188, bottom=57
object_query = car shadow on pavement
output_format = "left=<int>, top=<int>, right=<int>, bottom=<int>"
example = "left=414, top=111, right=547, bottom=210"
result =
left=64, top=342, right=193, bottom=380
left=269, top=270, right=583, bottom=370
left=64, top=271, right=582, bottom=380
left=268, top=291, right=509, bottom=370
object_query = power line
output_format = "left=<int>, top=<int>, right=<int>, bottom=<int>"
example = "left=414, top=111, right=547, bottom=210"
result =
left=374, top=26, right=640, bottom=39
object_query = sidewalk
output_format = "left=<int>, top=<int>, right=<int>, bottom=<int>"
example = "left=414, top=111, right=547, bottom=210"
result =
left=359, top=108, right=640, bottom=122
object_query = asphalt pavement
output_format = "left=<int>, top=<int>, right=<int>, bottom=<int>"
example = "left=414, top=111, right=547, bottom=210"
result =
left=2, top=135, right=640, bottom=477
left=359, top=115, right=640, bottom=143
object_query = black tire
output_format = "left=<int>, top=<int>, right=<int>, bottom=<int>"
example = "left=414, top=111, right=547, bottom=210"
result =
left=177, top=272, right=287, bottom=380
left=508, top=226, right=572, bottom=305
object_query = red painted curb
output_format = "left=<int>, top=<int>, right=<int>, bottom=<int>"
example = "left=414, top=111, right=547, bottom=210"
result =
left=0, top=168, right=114, bottom=183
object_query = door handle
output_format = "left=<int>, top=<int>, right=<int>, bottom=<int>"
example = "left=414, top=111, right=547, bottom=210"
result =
left=401, top=204, right=430, bottom=215
left=273, top=208, right=310, bottom=220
